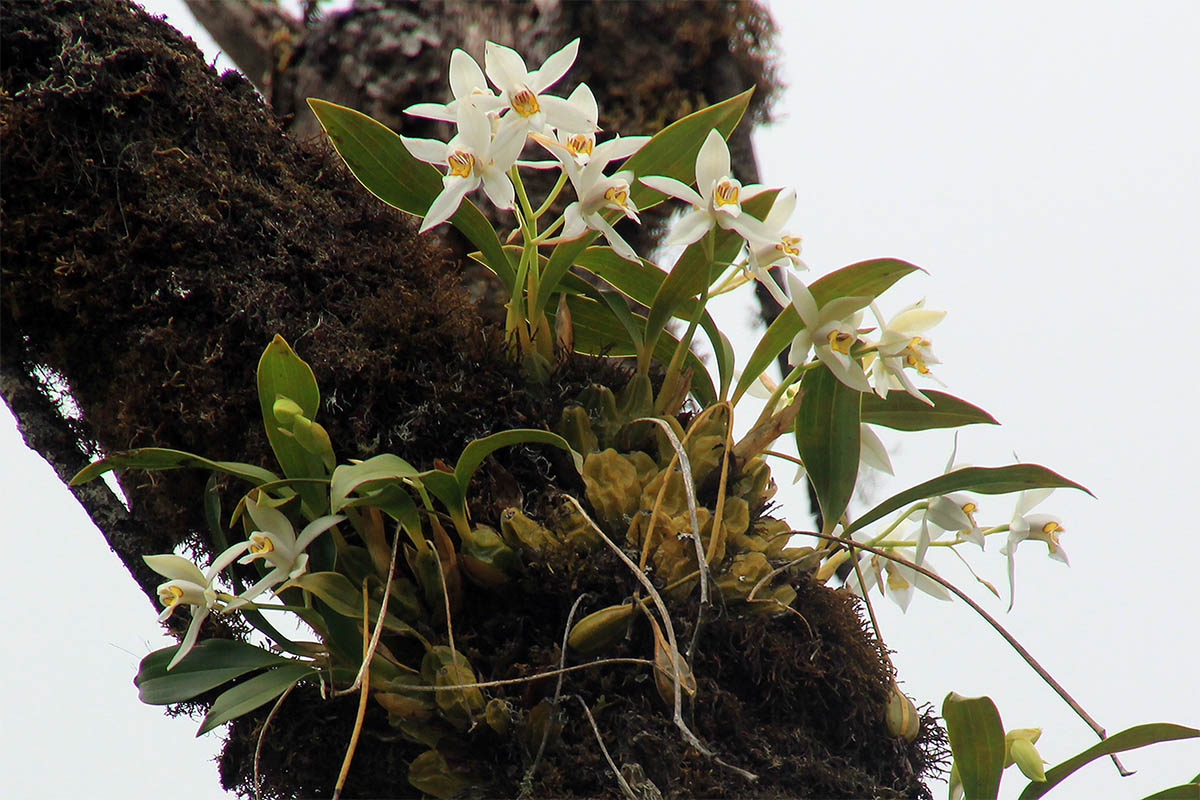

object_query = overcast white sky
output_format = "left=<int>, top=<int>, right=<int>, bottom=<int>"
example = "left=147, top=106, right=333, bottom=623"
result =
left=5, top=2, right=1198, bottom=798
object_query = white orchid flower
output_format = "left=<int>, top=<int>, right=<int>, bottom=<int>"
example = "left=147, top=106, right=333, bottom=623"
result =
left=842, top=529, right=951, bottom=612
left=226, top=495, right=345, bottom=610
left=144, top=541, right=250, bottom=670
left=916, top=442, right=984, bottom=564
left=484, top=39, right=596, bottom=135
left=532, top=128, right=650, bottom=262
left=401, top=101, right=526, bottom=232
left=404, top=48, right=503, bottom=122
left=639, top=128, right=772, bottom=249
left=748, top=188, right=806, bottom=278
left=784, top=272, right=872, bottom=392
left=1002, top=488, right=1067, bottom=609
left=867, top=300, right=946, bottom=405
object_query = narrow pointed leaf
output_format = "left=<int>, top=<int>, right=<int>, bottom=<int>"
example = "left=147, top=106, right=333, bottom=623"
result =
left=733, top=258, right=922, bottom=402
left=794, top=364, right=861, bottom=529
left=533, top=89, right=753, bottom=317
left=1141, top=782, right=1200, bottom=800
left=1018, top=723, right=1200, bottom=800
left=70, top=448, right=278, bottom=487
left=847, top=464, right=1092, bottom=535
left=861, top=390, right=998, bottom=431
left=135, top=640, right=294, bottom=705
left=307, top=98, right=514, bottom=286
left=943, top=692, right=1005, bottom=800
left=197, top=663, right=317, bottom=735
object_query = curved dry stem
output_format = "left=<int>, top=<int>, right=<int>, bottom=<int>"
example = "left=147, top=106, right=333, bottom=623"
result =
left=633, top=414, right=709, bottom=606
left=802, top=529, right=1130, bottom=776
left=253, top=681, right=296, bottom=800
left=528, top=593, right=589, bottom=781
left=333, top=581, right=372, bottom=799
left=333, top=523, right=400, bottom=696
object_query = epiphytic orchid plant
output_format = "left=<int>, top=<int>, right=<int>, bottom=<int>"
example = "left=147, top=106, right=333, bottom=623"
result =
left=72, top=37, right=1197, bottom=800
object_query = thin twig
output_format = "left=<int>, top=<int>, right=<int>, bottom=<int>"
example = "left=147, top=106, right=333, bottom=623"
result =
left=253, top=682, right=296, bottom=800
left=574, top=695, right=638, bottom=800
left=528, top=594, right=589, bottom=780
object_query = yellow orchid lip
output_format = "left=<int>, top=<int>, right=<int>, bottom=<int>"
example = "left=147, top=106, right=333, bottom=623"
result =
left=447, top=150, right=474, bottom=178
left=510, top=87, right=541, bottom=118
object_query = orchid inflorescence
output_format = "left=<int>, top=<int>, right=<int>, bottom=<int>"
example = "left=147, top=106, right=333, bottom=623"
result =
left=73, top=35, right=1110, bottom=799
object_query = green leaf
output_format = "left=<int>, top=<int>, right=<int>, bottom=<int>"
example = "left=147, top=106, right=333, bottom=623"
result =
left=306, top=98, right=514, bottom=287
left=532, top=89, right=753, bottom=318
left=793, top=364, right=862, bottom=529
left=70, top=448, right=278, bottom=487
left=407, top=748, right=473, bottom=798
left=860, top=390, right=999, bottom=431
left=575, top=247, right=734, bottom=401
left=1141, top=784, right=1200, bottom=800
left=330, top=453, right=420, bottom=513
left=733, top=258, right=923, bottom=403
left=454, top=428, right=583, bottom=492
left=257, top=336, right=329, bottom=516
left=943, top=693, right=1006, bottom=800
left=565, top=293, right=716, bottom=406
left=285, top=571, right=422, bottom=638
left=1018, top=723, right=1200, bottom=800
left=197, top=663, right=316, bottom=735
left=847, top=464, right=1093, bottom=535
left=135, top=640, right=293, bottom=705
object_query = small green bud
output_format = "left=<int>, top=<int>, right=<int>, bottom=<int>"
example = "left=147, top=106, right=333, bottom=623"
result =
left=885, top=682, right=921, bottom=742
left=272, top=395, right=304, bottom=424
left=567, top=603, right=635, bottom=656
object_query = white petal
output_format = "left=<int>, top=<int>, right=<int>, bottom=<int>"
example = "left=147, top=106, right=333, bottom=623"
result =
left=143, top=554, right=206, bottom=585
left=890, top=307, right=946, bottom=334
left=560, top=204, right=588, bottom=240
left=663, top=208, right=714, bottom=247
left=484, top=41, right=529, bottom=93
left=455, top=102, right=492, bottom=154
left=787, top=330, right=814, bottom=366
left=488, top=121, right=527, bottom=172
left=480, top=170, right=516, bottom=210
left=786, top=272, right=819, bottom=329
left=591, top=214, right=640, bottom=263
left=695, top=129, right=731, bottom=199
left=565, top=82, right=598, bottom=124
left=529, top=38, right=579, bottom=94
left=403, top=102, right=455, bottom=123
left=540, top=94, right=598, bottom=133
left=592, top=135, right=650, bottom=165
left=246, top=496, right=295, bottom=540
left=296, top=514, right=346, bottom=551
left=167, top=607, right=209, bottom=670
left=207, top=540, right=253, bottom=579
left=763, top=188, right=797, bottom=229
left=860, top=424, right=894, bottom=475
left=421, top=176, right=477, bottom=232
left=819, top=348, right=873, bottom=393
left=1015, top=488, right=1054, bottom=517
left=449, top=48, right=487, bottom=100
left=639, top=175, right=703, bottom=207
left=400, top=136, right=449, bottom=165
